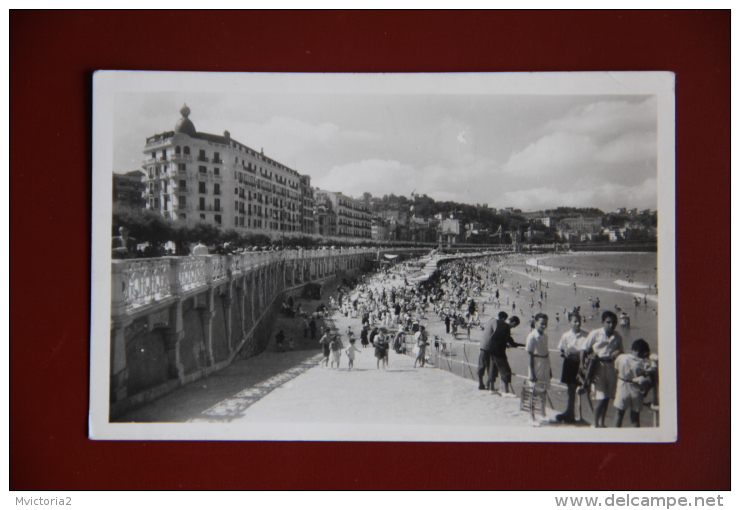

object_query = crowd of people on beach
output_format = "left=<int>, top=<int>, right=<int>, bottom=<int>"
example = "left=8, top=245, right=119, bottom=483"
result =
left=271, top=251, right=659, bottom=428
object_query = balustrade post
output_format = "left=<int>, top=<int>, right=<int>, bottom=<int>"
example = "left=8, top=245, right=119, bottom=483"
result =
left=168, top=257, right=184, bottom=296
left=225, top=254, right=235, bottom=278
left=203, top=255, right=214, bottom=285
left=110, top=323, right=130, bottom=403
left=221, top=283, right=234, bottom=352
left=200, top=290, right=216, bottom=367
left=234, top=281, right=246, bottom=350
left=110, top=261, right=131, bottom=402
left=164, top=257, right=186, bottom=381
left=111, top=261, right=128, bottom=318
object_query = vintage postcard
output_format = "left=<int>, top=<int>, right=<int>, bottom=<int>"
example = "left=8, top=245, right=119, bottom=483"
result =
left=90, top=71, right=676, bottom=441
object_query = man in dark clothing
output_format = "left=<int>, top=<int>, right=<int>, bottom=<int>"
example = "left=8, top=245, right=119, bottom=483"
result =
left=488, top=316, right=522, bottom=396
left=477, top=312, right=521, bottom=394
left=112, top=226, right=138, bottom=259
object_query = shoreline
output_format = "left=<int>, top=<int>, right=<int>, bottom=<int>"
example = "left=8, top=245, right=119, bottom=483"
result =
left=523, top=252, right=658, bottom=304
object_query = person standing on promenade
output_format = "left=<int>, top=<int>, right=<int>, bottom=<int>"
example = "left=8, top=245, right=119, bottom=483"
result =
left=192, top=240, right=209, bottom=255
left=319, top=329, right=331, bottom=368
left=489, top=316, right=522, bottom=397
left=360, top=326, right=369, bottom=348
left=275, top=330, right=285, bottom=352
left=477, top=311, right=508, bottom=391
left=393, top=327, right=406, bottom=354
left=555, top=313, right=589, bottom=423
left=583, top=311, right=624, bottom=428
left=374, top=328, right=389, bottom=370
left=414, top=325, right=429, bottom=368
left=346, top=338, right=360, bottom=370
left=112, top=226, right=138, bottom=259
left=329, top=334, right=343, bottom=369
left=526, top=313, right=551, bottom=390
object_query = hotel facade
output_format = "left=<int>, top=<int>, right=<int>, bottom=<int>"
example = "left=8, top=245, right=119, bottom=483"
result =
left=313, top=189, right=372, bottom=238
left=141, top=105, right=312, bottom=235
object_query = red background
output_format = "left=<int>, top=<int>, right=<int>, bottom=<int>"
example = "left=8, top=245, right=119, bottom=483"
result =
left=10, top=11, right=730, bottom=490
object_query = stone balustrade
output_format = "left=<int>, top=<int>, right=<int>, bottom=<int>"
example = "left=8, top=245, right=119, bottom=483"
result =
left=111, top=248, right=380, bottom=317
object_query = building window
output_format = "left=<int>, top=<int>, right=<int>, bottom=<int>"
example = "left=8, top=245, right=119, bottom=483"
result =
left=215, top=215, right=221, bottom=224
left=200, top=213, right=205, bottom=220
left=184, top=146, right=190, bottom=155
left=179, top=213, right=186, bottom=220
left=175, top=146, right=181, bottom=154
left=214, top=198, right=221, bottom=211
left=235, top=216, right=239, bottom=226
left=178, top=163, right=186, bottom=171
left=198, top=149, right=207, bottom=162
left=199, top=166, right=206, bottom=174
left=214, top=152, right=221, bottom=163
left=214, top=183, right=220, bottom=195
left=179, top=196, right=187, bottom=206
left=214, top=167, right=220, bottom=176
left=199, top=182, right=206, bottom=194
left=179, top=180, right=186, bottom=189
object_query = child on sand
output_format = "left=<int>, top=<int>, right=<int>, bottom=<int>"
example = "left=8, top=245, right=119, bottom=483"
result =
left=346, top=338, right=360, bottom=370
left=614, top=339, right=656, bottom=427
left=329, top=335, right=343, bottom=369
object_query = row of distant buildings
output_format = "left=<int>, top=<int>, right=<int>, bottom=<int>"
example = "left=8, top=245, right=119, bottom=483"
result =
left=114, top=106, right=656, bottom=244
left=519, top=211, right=657, bottom=243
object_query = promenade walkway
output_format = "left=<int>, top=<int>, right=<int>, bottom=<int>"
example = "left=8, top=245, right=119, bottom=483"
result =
left=117, top=328, right=535, bottom=431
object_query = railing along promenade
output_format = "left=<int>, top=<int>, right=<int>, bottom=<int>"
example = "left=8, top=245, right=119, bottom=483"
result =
left=108, top=245, right=520, bottom=417
left=108, top=246, right=434, bottom=417
left=112, top=247, right=377, bottom=316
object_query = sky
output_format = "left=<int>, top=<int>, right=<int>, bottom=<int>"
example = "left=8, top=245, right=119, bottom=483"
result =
left=112, top=88, right=658, bottom=213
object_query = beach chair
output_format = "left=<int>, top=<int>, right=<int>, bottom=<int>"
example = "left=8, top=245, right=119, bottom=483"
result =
left=520, top=382, right=548, bottom=422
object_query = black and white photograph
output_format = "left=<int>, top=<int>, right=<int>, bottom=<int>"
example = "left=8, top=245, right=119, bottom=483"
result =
left=90, top=71, right=676, bottom=441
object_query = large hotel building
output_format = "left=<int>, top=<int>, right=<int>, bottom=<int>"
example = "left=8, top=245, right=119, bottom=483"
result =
left=142, top=105, right=313, bottom=235
left=314, top=189, right=371, bottom=238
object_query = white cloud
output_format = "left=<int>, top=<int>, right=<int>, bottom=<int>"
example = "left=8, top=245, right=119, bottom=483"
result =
left=316, top=159, right=420, bottom=198
left=502, top=131, right=597, bottom=177
left=544, top=97, right=656, bottom=139
left=501, top=98, right=657, bottom=182
left=596, top=131, right=657, bottom=165
left=226, top=116, right=380, bottom=167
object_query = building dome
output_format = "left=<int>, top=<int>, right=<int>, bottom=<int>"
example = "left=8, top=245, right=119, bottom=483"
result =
left=174, top=104, right=196, bottom=136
